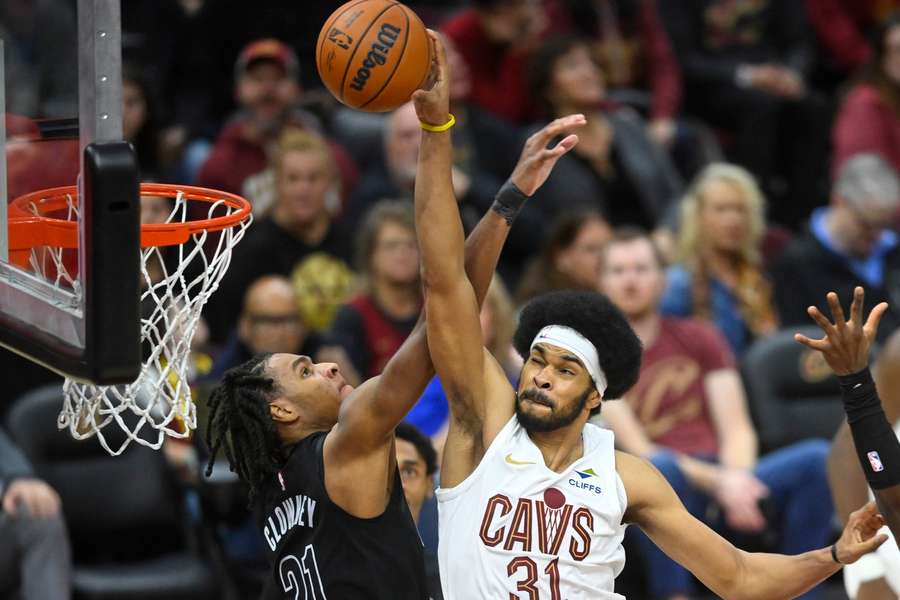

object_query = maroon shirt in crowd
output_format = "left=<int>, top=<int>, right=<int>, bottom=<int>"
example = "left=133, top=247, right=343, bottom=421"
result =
left=805, top=0, right=900, bottom=72
left=441, top=9, right=536, bottom=124
left=833, top=84, right=900, bottom=175
left=627, top=318, right=735, bottom=457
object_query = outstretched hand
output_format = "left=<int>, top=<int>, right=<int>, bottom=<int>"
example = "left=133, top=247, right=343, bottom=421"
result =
left=833, top=501, right=888, bottom=564
left=794, top=287, right=888, bottom=375
left=510, top=114, right=587, bottom=197
left=411, top=30, right=450, bottom=128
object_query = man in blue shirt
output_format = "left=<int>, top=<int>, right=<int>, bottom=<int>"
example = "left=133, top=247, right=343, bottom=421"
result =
left=773, top=153, right=900, bottom=341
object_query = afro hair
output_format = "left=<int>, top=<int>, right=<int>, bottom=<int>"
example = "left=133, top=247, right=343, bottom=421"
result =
left=513, top=290, right=642, bottom=400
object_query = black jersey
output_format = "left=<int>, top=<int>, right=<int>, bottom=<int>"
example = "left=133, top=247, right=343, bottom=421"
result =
left=254, top=431, right=431, bottom=599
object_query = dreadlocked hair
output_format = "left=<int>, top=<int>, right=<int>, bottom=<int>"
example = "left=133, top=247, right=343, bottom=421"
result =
left=205, top=353, right=283, bottom=504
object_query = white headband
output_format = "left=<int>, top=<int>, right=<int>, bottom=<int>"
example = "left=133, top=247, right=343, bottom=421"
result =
left=530, top=325, right=607, bottom=396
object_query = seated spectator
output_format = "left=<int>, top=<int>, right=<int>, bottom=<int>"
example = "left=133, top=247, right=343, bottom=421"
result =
left=394, top=423, right=443, bottom=600
left=0, top=0, right=76, bottom=118
left=772, top=153, right=900, bottom=341
left=516, top=210, right=612, bottom=303
left=327, top=201, right=420, bottom=381
left=659, top=0, right=830, bottom=229
left=542, top=0, right=715, bottom=177
left=341, top=103, right=419, bottom=229
left=195, top=38, right=357, bottom=210
left=203, top=129, right=355, bottom=344
left=0, top=427, right=71, bottom=600
left=342, top=98, right=503, bottom=233
left=407, top=275, right=520, bottom=451
left=123, top=63, right=163, bottom=180
left=543, top=0, right=681, bottom=141
left=527, top=36, right=683, bottom=232
left=599, top=229, right=833, bottom=600
left=833, top=15, right=900, bottom=175
left=661, top=163, right=778, bottom=356
left=805, top=0, right=900, bottom=86
left=441, top=0, right=545, bottom=124
left=208, top=275, right=321, bottom=380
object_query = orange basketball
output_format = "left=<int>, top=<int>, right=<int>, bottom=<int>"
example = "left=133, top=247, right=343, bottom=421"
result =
left=316, top=0, right=431, bottom=112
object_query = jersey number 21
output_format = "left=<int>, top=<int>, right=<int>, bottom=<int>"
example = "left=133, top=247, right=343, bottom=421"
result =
left=279, top=545, right=326, bottom=599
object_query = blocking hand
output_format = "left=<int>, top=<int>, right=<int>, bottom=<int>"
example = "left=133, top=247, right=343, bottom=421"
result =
left=509, top=114, right=587, bottom=197
left=411, top=30, right=450, bottom=128
left=794, top=287, right=888, bottom=376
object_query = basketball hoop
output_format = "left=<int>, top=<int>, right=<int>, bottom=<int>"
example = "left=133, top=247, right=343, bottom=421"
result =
left=7, top=183, right=252, bottom=455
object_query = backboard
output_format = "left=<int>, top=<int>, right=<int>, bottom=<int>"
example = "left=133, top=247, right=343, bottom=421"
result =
left=1, top=0, right=141, bottom=385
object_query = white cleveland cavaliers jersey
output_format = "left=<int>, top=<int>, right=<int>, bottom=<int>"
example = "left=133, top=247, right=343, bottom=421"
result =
left=437, top=416, right=628, bottom=600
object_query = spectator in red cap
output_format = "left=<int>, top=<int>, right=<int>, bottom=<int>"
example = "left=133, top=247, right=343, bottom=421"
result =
left=195, top=38, right=357, bottom=212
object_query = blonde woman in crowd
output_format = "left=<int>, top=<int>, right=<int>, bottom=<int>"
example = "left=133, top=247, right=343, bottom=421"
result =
left=660, top=163, right=778, bottom=355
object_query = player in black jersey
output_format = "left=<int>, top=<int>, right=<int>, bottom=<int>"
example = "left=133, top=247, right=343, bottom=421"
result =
left=203, top=29, right=587, bottom=600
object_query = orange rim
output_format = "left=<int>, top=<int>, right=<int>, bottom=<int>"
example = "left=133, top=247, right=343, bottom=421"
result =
left=8, top=183, right=252, bottom=250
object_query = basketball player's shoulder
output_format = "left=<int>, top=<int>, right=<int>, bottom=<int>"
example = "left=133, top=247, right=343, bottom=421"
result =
left=613, top=450, right=665, bottom=515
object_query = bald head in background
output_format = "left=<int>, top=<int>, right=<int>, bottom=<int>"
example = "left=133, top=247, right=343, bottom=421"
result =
left=384, top=102, right=421, bottom=189
left=238, top=275, right=307, bottom=355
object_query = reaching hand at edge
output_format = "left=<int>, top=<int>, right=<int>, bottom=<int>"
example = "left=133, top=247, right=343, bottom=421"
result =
left=833, top=501, right=889, bottom=564
left=795, top=287, right=888, bottom=375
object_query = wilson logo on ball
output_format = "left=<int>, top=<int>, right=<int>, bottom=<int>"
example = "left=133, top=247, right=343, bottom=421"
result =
left=349, top=23, right=401, bottom=92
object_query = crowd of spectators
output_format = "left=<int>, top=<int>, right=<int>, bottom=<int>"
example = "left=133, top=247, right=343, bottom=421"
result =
left=5, top=0, right=900, bottom=598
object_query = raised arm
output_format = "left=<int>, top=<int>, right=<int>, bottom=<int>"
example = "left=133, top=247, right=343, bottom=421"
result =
left=412, top=32, right=494, bottom=486
left=796, top=287, right=900, bottom=542
left=411, top=32, right=586, bottom=486
left=830, top=329, right=900, bottom=524
left=620, top=451, right=887, bottom=600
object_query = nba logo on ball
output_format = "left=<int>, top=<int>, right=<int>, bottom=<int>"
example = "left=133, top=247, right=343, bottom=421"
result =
left=868, top=451, right=885, bottom=473
left=316, top=0, right=432, bottom=112
left=327, top=28, right=353, bottom=50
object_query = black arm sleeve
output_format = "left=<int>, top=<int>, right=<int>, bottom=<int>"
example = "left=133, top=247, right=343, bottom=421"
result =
left=838, top=369, right=900, bottom=490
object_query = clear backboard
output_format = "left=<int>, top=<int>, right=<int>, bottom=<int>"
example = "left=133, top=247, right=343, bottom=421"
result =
left=1, top=0, right=141, bottom=385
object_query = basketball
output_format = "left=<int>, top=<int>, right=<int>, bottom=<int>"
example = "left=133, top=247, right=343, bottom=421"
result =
left=316, top=0, right=431, bottom=112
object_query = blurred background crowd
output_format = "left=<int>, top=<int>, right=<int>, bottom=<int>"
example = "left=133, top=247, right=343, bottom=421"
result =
left=3, top=0, right=900, bottom=598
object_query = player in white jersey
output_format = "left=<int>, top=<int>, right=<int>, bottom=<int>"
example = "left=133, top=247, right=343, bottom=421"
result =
left=411, top=31, right=889, bottom=600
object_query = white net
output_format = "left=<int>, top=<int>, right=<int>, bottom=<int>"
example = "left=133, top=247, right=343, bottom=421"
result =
left=21, top=189, right=251, bottom=455
left=543, top=506, right=564, bottom=546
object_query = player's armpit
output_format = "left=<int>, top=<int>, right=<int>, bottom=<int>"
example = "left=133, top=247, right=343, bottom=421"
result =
left=618, top=451, right=844, bottom=600
left=425, top=278, right=490, bottom=488
left=441, top=348, right=517, bottom=488
left=480, top=348, right=517, bottom=446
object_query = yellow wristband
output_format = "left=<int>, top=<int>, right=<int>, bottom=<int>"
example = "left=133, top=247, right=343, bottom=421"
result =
left=420, top=114, right=456, bottom=132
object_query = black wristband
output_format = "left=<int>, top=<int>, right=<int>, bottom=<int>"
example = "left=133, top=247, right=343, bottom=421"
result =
left=837, top=368, right=900, bottom=490
left=830, top=544, right=842, bottom=565
left=837, top=368, right=880, bottom=423
left=491, top=180, right=528, bottom=225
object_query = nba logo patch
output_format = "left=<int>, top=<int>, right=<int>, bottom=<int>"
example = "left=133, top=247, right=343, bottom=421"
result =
left=867, top=451, right=885, bottom=473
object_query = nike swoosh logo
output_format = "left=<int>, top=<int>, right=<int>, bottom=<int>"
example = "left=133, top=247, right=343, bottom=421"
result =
left=505, top=453, right=536, bottom=466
